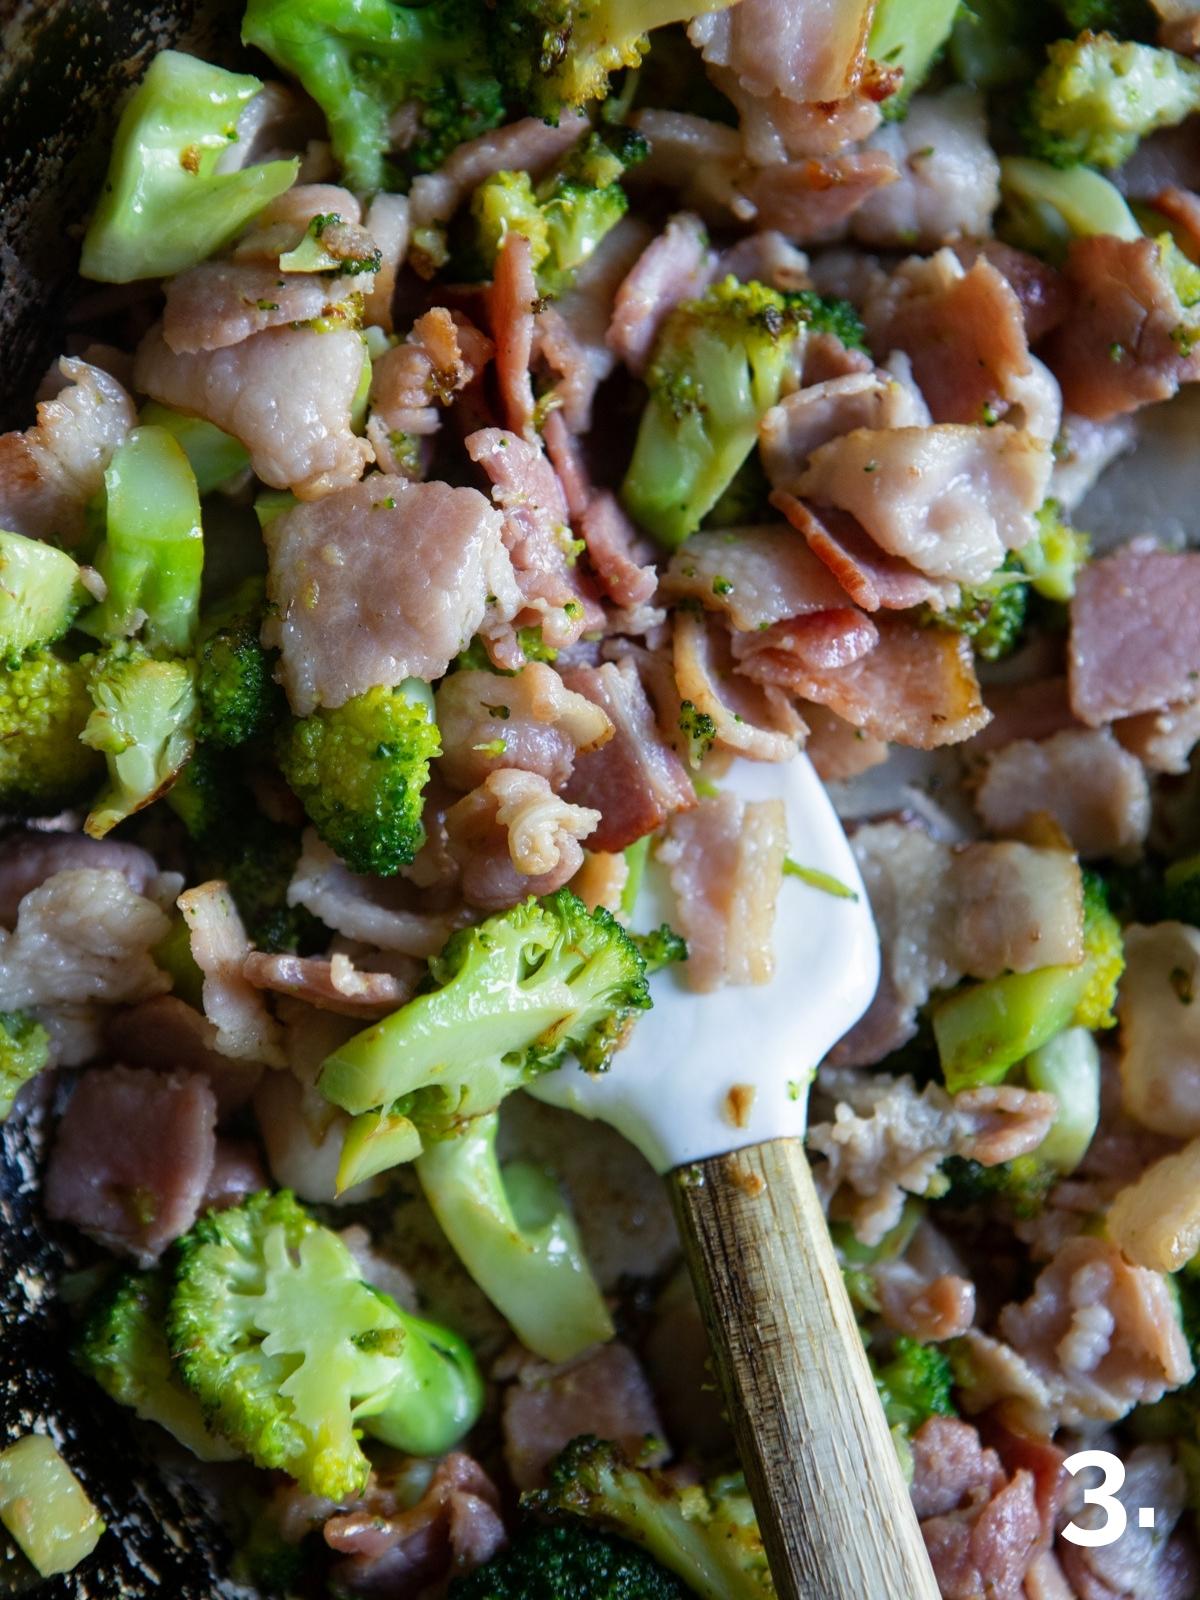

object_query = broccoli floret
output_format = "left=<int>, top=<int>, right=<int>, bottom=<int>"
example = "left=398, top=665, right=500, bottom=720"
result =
left=1056, top=0, right=1156, bottom=34
left=529, top=1438, right=772, bottom=1600
left=80, top=50, right=298, bottom=283
left=195, top=580, right=279, bottom=749
left=167, top=1190, right=483, bottom=1499
left=873, top=1337, right=956, bottom=1435
left=1077, top=868, right=1124, bottom=1029
left=472, top=170, right=551, bottom=277
left=622, top=277, right=805, bottom=549
left=81, top=426, right=204, bottom=655
left=0, top=531, right=87, bottom=664
left=631, top=925, right=688, bottom=973
left=998, top=154, right=1142, bottom=261
left=936, top=1153, right=1056, bottom=1218
left=1018, top=500, right=1091, bottom=601
left=77, top=1269, right=236, bottom=1461
left=0, top=1011, right=50, bottom=1122
left=1025, top=33, right=1200, bottom=171
left=320, top=890, right=651, bottom=1164
left=678, top=700, right=716, bottom=769
left=790, top=289, right=869, bottom=354
left=242, top=0, right=505, bottom=194
left=0, top=649, right=102, bottom=816
left=451, top=1523, right=690, bottom=1600
left=279, top=679, right=439, bottom=877
left=81, top=646, right=196, bottom=839
left=868, top=0, right=959, bottom=119
left=927, top=558, right=1028, bottom=661
left=416, top=1109, right=613, bottom=1361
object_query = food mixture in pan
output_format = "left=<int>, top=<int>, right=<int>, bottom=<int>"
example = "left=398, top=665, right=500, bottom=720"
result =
left=6, top=0, right=1200, bottom=1593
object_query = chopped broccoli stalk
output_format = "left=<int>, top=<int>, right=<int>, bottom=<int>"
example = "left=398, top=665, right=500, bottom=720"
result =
left=279, top=678, right=439, bottom=877
left=242, top=0, right=505, bottom=194
left=81, top=647, right=197, bottom=839
left=529, top=1438, right=772, bottom=1600
left=491, top=0, right=738, bottom=120
left=1025, top=1026, right=1101, bottom=1173
left=933, top=966, right=1090, bottom=1094
left=868, top=0, right=959, bottom=117
left=873, top=1336, right=956, bottom=1435
left=79, top=49, right=298, bottom=283
left=168, top=1190, right=483, bottom=1499
left=0, top=531, right=87, bottom=663
left=703, top=455, right=771, bottom=528
left=82, top=427, right=204, bottom=654
left=999, top=155, right=1141, bottom=262
left=0, top=649, right=102, bottom=816
left=678, top=699, right=716, bottom=769
left=0, top=1010, right=50, bottom=1122
left=450, top=1523, right=690, bottom=1599
left=416, top=1109, right=614, bottom=1362
left=1018, top=500, right=1091, bottom=601
left=928, top=557, right=1027, bottom=661
left=622, top=277, right=804, bottom=549
left=0, top=1435, right=105, bottom=1579
left=937, top=1153, right=1055, bottom=1218
left=320, top=891, right=651, bottom=1145
left=77, top=1269, right=237, bottom=1461
left=631, top=925, right=688, bottom=973
left=138, top=403, right=249, bottom=495
left=1024, top=34, right=1200, bottom=171
left=195, top=579, right=278, bottom=749
left=621, top=836, right=650, bottom=920
left=153, top=915, right=205, bottom=1008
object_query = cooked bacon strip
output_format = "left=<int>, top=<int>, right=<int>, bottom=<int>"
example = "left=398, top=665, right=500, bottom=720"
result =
left=772, top=496, right=958, bottom=613
left=688, top=0, right=873, bottom=105
left=1058, top=1444, right=1198, bottom=1600
left=580, top=493, right=658, bottom=610
left=663, top=523, right=852, bottom=630
left=435, top=662, right=612, bottom=794
left=561, top=659, right=696, bottom=851
left=739, top=616, right=989, bottom=749
left=759, top=370, right=929, bottom=495
left=445, top=768, right=600, bottom=911
left=287, top=833, right=465, bottom=959
left=951, top=240, right=1069, bottom=344
left=1069, top=545, right=1200, bottom=725
left=674, top=611, right=808, bottom=762
left=731, top=609, right=879, bottom=676
left=607, top=213, right=716, bottom=375
left=487, top=230, right=538, bottom=440
left=742, top=151, right=899, bottom=243
left=242, top=952, right=414, bottom=1017
left=968, top=676, right=1078, bottom=755
left=1115, top=698, right=1200, bottom=774
left=367, top=308, right=493, bottom=469
left=362, top=192, right=409, bottom=333
left=178, top=881, right=285, bottom=1067
left=107, top=996, right=263, bottom=1117
left=0, top=833, right=168, bottom=927
left=162, top=261, right=365, bottom=355
left=802, top=703, right=889, bottom=781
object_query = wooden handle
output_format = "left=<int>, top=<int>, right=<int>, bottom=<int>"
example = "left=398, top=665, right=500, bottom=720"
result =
left=670, top=1138, right=940, bottom=1600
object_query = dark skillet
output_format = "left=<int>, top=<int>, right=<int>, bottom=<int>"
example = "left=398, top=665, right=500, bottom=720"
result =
left=1, top=3, right=246, bottom=1591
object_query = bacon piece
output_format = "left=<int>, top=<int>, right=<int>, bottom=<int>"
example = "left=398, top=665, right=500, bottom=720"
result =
left=772, top=496, right=958, bottom=613
left=968, top=677, right=1078, bottom=755
left=1069, top=545, right=1200, bottom=725
left=1058, top=1443, right=1198, bottom=1600
left=362, top=192, right=408, bottom=333
left=0, top=833, right=167, bottom=928
left=663, top=522, right=852, bottom=630
left=367, top=307, right=492, bottom=472
left=951, top=240, right=1069, bottom=344
left=45, top=1066, right=216, bottom=1264
left=178, top=881, right=285, bottom=1067
left=656, top=791, right=788, bottom=992
left=973, top=728, right=1151, bottom=860
left=500, top=1343, right=667, bottom=1491
left=742, top=151, right=899, bottom=243
left=242, top=952, right=414, bottom=1017
left=688, top=0, right=874, bottom=104
left=444, top=769, right=600, bottom=912
left=287, top=833, right=465, bottom=959
left=607, top=212, right=716, bottom=375
left=204, top=1139, right=268, bottom=1211
left=487, top=230, right=538, bottom=440
left=740, top=616, right=989, bottom=749
left=802, top=703, right=889, bottom=781
left=560, top=659, right=696, bottom=851
left=676, top=612, right=811, bottom=761
left=759, top=370, right=929, bottom=495
left=106, top=995, right=262, bottom=1117
left=162, top=261, right=364, bottom=355
left=435, top=662, right=612, bottom=794
left=1045, top=234, right=1200, bottom=420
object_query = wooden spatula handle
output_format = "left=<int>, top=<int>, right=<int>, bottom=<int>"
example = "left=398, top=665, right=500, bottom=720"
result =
left=670, top=1137, right=940, bottom=1600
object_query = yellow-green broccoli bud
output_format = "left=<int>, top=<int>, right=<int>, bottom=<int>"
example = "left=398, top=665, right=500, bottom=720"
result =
left=195, top=579, right=279, bottom=749
left=0, top=649, right=102, bottom=816
left=0, top=531, right=88, bottom=664
left=1018, top=500, right=1091, bottom=601
left=0, top=1011, right=50, bottom=1121
left=81, top=647, right=197, bottom=839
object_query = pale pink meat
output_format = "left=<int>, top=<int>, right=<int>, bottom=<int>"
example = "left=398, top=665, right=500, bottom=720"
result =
left=0, top=833, right=164, bottom=927
left=106, top=995, right=263, bottom=1117
left=178, top=881, right=285, bottom=1067
left=500, top=1342, right=667, bottom=1491
left=263, top=474, right=519, bottom=715
left=287, top=833, right=466, bottom=959
left=771, top=496, right=957, bottom=614
left=675, top=611, right=811, bottom=761
left=434, top=662, right=612, bottom=794
left=444, top=769, right=600, bottom=912
left=362, top=192, right=409, bottom=333
left=742, top=151, right=899, bottom=243
left=688, top=0, right=874, bottom=105
left=161, top=260, right=364, bottom=354
left=607, top=213, right=716, bottom=375
left=45, top=1066, right=217, bottom=1264
left=580, top=493, right=658, bottom=610
left=1115, top=698, right=1200, bottom=774
left=560, top=660, right=696, bottom=851
left=1069, top=546, right=1200, bottom=725
left=487, top=231, right=538, bottom=440
left=203, top=1138, right=267, bottom=1211
left=134, top=322, right=371, bottom=499
left=951, top=240, right=1069, bottom=344
left=973, top=729, right=1151, bottom=860
left=968, top=677, right=1078, bottom=755
left=759, top=370, right=930, bottom=495
left=802, top=702, right=889, bottom=781
left=729, top=607, right=878, bottom=675
left=1058, top=1443, right=1199, bottom=1600
left=367, top=307, right=492, bottom=470
left=242, top=951, right=414, bottom=1017
left=662, top=524, right=852, bottom=631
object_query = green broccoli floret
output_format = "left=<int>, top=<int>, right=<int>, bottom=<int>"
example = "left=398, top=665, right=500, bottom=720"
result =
left=622, top=277, right=805, bottom=550
left=1018, top=500, right=1091, bottom=601
left=678, top=700, right=716, bottom=769
left=195, top=580, right=279, bottom=749
left=998, top=155, right=1142, bottom=261
left=790, top=290, right=869, bottom=354
left=529, top=1438, right=773, bottom=1600
left=81, top=426, right=204, bottom=655
left=242, top=0, right=505, bottom=194
left=491, top=0, right=737, bottom=121
left=320, top=890, right=651, bottom=1169
left=0, top=649, right=102, bottom=816
left=1076, top=868, right=1124, bottom=1029
left=81, top=646, right=196, bottom=839
left=1025, top=33, right=1200, bottom=170
left=279, top=679, right=439, bottom=877
left=472, top=170, right=550, bottom=276
left=416, top=1108, right=613, bottom=1361
left=868, top=0, right=960, bottom=119
left=873, top=1337, right=956, bottom=1435
left=0, top=531, right=88, bottom=665
left=1056, top=0, right=1156, bottom=34
left=77, top=1269, right=237, bottom=1461
left=79, top=50, right=298, bottom=283
left=927, top=558, right=1028, bottom=661
left=631, top=925, right=688, bottom=973
left=451, top=1523, right=690, bottom=1600
left=167, top=1190, right=483, bottom=1499
left=935, top=1154, right=1056, bottom=1219
left=0, top=1011, right=50, bottom=1121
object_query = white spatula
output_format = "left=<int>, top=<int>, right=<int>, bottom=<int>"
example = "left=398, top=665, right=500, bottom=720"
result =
left=528, top=755, right=940, bottom=1600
